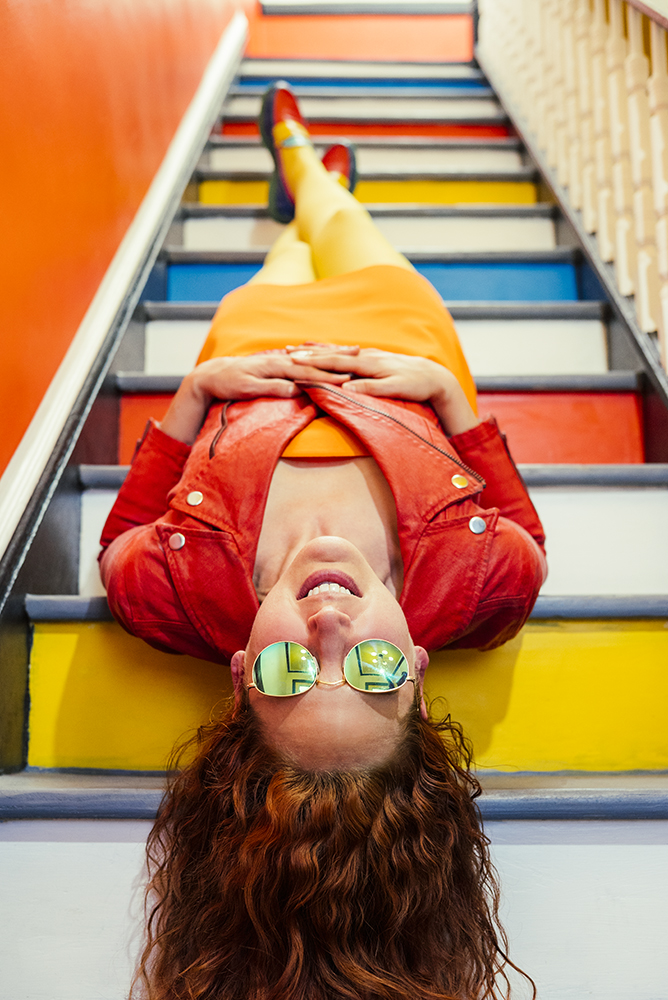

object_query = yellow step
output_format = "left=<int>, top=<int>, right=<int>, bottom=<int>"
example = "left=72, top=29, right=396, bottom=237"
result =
left=28, top=620, right=668, bottom=772
left=198, top=178, right=538, bottom=206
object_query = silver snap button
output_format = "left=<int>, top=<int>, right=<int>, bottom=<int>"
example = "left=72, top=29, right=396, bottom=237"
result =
left=186, top=490, right=203, bottom=506
left=451, top=474, right=468, bottom=489
left=168, top=532, right=186, bottom=550
left=468, top=516, right=486, bottom=535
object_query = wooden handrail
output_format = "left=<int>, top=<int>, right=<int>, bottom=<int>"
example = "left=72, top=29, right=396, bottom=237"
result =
left=627, top=1, right=668, bottom=33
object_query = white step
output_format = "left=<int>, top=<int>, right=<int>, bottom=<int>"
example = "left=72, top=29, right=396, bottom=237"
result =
left=77, top=485, right=668, bottom=598
left=1, top=815, right=666, bottom=1000
left=240, top=58, right=484, bottom=82
left=207, top=144, right=524, bottom=173
left=182, top=214, right=556, bottom=253
left=223, top=94, right=502, bottom=121
left=141, top=317, right=607, bottom=378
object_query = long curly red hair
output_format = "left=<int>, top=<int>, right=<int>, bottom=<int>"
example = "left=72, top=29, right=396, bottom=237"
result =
left=132, top=696, right=534, bottom=1000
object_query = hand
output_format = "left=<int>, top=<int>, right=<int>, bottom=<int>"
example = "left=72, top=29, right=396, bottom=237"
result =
left=160, top=354, right=351, bottom=445
left=290, top=347, right=479, bottom=436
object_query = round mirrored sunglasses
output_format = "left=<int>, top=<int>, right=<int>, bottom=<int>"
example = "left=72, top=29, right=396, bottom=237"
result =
left=249, top=639, right=413, bottom=697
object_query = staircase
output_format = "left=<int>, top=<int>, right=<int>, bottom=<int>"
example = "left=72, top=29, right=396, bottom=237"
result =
left=2, top=11, right=668, bottom=1000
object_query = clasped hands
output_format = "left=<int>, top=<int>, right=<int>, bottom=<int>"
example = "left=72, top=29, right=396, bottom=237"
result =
left=161, top=341, right=478, bottom=445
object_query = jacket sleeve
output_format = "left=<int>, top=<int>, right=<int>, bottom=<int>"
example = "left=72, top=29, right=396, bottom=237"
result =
left=449, top=416, right=546, bottom=555
left=447, top=417, right=548, bottom=650
left=99, top=421, right=191, bottom=554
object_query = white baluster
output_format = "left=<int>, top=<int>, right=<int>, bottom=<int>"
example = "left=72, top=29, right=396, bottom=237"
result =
left=562, top=0, right=582, bottom=201
left=576, top=0, right=596, bottom=231
left=607, top=0, right=636, bottom=295
left=555, top=2, right=571, bottom=184
left=591, top=0, right=615, bottom=260
left=626, top=6, right=660, bottom=332
left=649, top=19, right=668, bottom=364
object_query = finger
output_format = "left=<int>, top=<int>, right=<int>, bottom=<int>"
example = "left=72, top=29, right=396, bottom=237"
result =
left=290, top=352, right=372, bottom=373
left=346, top=378, right=395, bottom=395
left=249, top=378, right=303, bottom=398
left=289, top=345, right=360, bottom=358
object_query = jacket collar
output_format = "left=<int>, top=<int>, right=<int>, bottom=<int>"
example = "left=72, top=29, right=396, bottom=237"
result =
left=168, top=385, right=485, bottom=570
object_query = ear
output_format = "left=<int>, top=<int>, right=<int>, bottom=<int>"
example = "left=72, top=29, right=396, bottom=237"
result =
left=230, top=650, right=246, bottom=705
left=413, top=645, right=430, bottom=721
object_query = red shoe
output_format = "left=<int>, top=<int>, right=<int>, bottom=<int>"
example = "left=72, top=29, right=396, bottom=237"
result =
left=258, top=81, right=312, bottom=223
left=321, top=141, right=358, bottom=194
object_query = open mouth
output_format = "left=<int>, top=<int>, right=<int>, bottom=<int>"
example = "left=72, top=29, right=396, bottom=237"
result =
left=297, top=569, right=362, bottom=600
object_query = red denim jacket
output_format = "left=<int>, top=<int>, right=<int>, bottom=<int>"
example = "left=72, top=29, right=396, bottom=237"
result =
left=99, top=384, right=547, bottom=663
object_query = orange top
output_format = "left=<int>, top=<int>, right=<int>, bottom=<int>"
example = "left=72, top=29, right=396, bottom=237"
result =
left=197, top=265, right=477, bottom=458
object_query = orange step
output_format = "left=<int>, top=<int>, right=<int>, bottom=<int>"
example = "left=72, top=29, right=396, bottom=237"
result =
left=221, top=122, right=511, bottom=139
left=245, top=10, right=474, bottom=63
left=119, top=392, right=645, bottom=466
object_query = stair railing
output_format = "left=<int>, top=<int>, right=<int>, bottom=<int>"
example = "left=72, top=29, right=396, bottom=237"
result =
left=477, top=0, right=668, bottom=370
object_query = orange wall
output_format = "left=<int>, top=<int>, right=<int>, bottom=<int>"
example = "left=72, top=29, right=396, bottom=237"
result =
left=0, top=0, right=243, bottom=477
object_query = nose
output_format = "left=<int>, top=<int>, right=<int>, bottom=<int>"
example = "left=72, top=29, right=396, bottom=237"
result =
left=306, top=605, right=352, bottom=683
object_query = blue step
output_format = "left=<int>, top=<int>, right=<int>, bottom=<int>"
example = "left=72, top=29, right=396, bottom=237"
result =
left=235, top=80, right=492, bottom=95
left=166, top=261, right=579, bottom=302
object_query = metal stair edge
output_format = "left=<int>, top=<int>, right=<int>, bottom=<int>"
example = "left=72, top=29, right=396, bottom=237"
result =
left=24, top=593, right=668, bottom=623
left=2, top=782, right=667, bottom=821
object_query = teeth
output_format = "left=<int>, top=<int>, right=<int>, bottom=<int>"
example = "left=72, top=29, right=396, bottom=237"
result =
left=307, top=582, right=352, bottom=598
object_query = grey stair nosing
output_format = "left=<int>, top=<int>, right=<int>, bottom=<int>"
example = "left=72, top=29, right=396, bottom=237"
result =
left=77, top=462, right=668, bottom=491
left=24, top=594, right=668, bottom=623
left=2, top=787, right=667, bottom=821
left=230, top=85, right=496, bottom=100
left=208, top=136, right=520, bottom=150
left=113, top=373, right=640, bottom=395
left=161, top=248, right=579, bottom=265
left=241, top=57, right=483, bottom=75
left=220, top=113, right=509, bottom=127
left=140, top=299, right=603, bottom=321
left=224, top=90, right=497, bottom=105
left=178, top=203, right=556, bottom=220
left=260, top=2, right=474, bottom=15
left=195, top=167, right=537, bottom=184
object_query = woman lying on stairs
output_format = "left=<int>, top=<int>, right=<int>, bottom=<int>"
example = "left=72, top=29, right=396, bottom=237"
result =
left=101, top=83, right=544, bottom=1000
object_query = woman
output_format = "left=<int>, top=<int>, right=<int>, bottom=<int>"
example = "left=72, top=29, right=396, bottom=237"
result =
left=103, top=84, right=543, bottom=998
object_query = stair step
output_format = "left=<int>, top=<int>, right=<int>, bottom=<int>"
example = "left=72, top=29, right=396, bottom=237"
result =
left=239, top=58, right=486, bottom=83
left=25, top=593, right=668, bottom=624
left=3, top=770, right=667, bottom=821
left=203, top=144, right=525, bottom=172
left=117, top=388, right=644, bottom=465
left=222, top=93, right=505, bottom=124
left=259, top=1, right=475, bottom=16
left=140, top=298, right=604, bottom=319
left=164, top=258, right=577, bottom=302
left=198, top=177, right=536, bottom=205
left=75, top=477, right=667, bottom=599
left=230, top=83, right=494, bottom=99
left=23, top=618, right=668, bottom=771
left=181, top=213, right=555, bottom=251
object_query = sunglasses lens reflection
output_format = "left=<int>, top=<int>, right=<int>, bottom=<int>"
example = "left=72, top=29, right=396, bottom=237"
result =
left=253, top=642, right=318, bottom=696
left=343, top=640, right=408, bottom=692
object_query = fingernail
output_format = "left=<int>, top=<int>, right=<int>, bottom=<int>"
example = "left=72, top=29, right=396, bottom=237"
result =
left=291, top=351, right=312, bottom=359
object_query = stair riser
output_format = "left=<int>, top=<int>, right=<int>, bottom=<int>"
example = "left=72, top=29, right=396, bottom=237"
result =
left=182, top=214, right=554, bottom=252
left=165, top=261, right=575, bottom=301
left=223, top=94, right=503, bottom=122
left=140, top=318, right=607, bottom=377
left=221, top=123, right=512, bottom=138
left=27, top=621, right=668, bottom=771
left=78, top=480, right=665, bottom=599
left=117, top=392, right=644, bottom=466
left=199, top=178, right=536, bottom=205
left=207, top=145, right=524, bottom=172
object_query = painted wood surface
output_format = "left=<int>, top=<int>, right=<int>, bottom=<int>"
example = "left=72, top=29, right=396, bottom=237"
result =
left=207, top=143, right=525, bottom=172
left=141, top=316, right=605, bottom=376
left=224, top=94, right=502, bottom=121
left=117, top=391, right=644, bottom=465
left=26, top=620, right=668, bottom=771
left=0, top=819, right=667, bottom=1000
left=222, top=121, right=512, bottom=138
left=244, top=9, right=473, bottom=62
left=183, top=213, right=555, bottom=251
left=199, top=177, right=537, bottom=204
left=0, top=0, right=241, bottom=478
